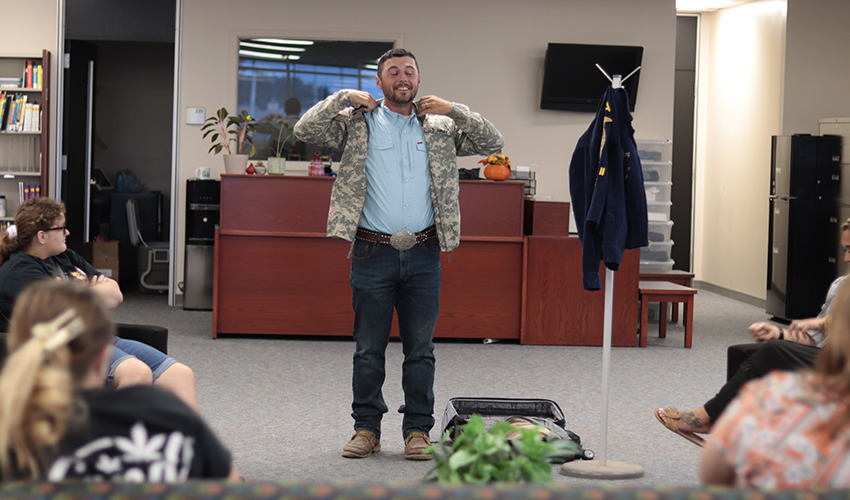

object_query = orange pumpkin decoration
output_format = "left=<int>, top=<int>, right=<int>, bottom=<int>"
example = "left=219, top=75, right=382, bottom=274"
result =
left=479, top=151, right=512, bottom=181
left=484, top=163, right=511, bottom=180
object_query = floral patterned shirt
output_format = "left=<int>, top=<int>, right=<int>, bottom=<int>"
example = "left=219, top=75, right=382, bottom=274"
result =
left=712, top=370, right=850, bottom=488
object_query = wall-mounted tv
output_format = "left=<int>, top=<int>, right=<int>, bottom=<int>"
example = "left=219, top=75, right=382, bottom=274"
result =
left=540, top=43, right=643, bottom=113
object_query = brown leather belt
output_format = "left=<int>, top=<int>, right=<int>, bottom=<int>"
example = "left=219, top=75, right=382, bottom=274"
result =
left=355, top=226, right=437, bottom=251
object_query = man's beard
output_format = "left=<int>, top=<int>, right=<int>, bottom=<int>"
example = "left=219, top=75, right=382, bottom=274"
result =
left=382, top=82, right=417, bottom=105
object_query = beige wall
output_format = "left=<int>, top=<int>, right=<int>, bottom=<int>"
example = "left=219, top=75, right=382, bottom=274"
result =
left=175, top=0, right=678, bottom=291
left=693, top=0, right=850, bottom=301
left=782, top=0, right=850, bottom=134
left=0, top=0, right=58, bottom=191
left=693, top=0, right=786, bottom=300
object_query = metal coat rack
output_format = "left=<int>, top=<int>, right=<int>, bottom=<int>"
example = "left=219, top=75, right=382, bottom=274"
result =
left=560, top=64, right=644, bottom=481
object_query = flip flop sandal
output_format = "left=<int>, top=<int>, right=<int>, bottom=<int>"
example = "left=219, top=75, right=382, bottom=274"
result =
left=655, top=407, right=706, bottom=448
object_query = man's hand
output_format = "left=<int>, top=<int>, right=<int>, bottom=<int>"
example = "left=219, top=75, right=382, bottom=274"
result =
left=749, top=321, right=780, bottom=342
left=348, top=90, right=377, bottom=111
left=417, top=96, right=452, bottom=117
left=788, top=317, right=824, bottom=335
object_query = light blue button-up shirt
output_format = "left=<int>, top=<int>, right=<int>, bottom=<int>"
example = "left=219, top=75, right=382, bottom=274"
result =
left=360, top=102, right=435, bottom=235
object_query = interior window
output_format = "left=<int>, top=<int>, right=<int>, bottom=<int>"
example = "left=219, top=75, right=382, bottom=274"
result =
left=238, top=39, right=394, bottom=162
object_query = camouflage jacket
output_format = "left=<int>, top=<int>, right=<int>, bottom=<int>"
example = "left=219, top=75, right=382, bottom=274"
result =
left=294, top=90, right=504, bottom=252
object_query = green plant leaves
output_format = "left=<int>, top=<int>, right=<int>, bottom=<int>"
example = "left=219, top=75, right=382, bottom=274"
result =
left=201, top=107, right=257, bottom=156
left=422, top=414, right=579, bottom=485
left=447, top=450, right=476, bottom=469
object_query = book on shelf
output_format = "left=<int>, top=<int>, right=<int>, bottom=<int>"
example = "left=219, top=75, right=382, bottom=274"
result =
left=1, top=94, right=11, bottom=132
left=11, top=94, right=21, bottom=131
left=14, top=94, right=26, bottom=132
left=0, top=94, right=40, bottom=133
left=18, top=182, right=39, bottom=202
left=19, top=61, right=44, bottom=90
left=6, top=94, right=17, bottom=131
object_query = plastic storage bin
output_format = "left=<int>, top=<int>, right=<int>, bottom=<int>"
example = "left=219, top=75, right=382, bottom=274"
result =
left=640, top=240, right=674, bottom=262
left=636, top=140, right=672, bottom=163
left=640, top=259, right=675, bottom=273
left=641, top=161, right=672, bottom=184
left=644, top=181, right=672, bottom=202
left=648, top=220, right=673, bottom=242
left=647, top=200, right=672, bottom=222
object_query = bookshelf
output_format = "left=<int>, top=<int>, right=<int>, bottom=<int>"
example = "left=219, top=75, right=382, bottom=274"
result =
left=0, top=50, right=50, bottom=224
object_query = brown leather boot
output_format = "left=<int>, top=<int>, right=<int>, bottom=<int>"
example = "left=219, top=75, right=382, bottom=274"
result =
left=342, top=430, right=381, bottom=458
left=404, top=431, right=433, bottom=461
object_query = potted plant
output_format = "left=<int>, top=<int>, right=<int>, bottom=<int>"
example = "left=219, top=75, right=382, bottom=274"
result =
left=201, top=107, right=257, bottom=174
left=423, top=414, right=580, bottom=484
left=268, top=119, right=295, bottom=175
left=478, top=151, right=512, bottom=180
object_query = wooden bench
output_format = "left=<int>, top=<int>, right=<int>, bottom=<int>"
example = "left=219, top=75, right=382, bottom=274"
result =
left=638, top=281, right=697, bottom=348
left=638, top=270, right=695, bottom=323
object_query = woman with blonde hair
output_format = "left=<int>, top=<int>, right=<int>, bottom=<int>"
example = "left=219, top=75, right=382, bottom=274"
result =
left=0, top=197, right=199, bottom=411
left=0, top=281, right=234, bottom=481
left=700, top=280, right=850, bottom=488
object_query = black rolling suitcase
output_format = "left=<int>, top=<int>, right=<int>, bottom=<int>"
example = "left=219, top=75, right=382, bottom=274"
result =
left=439, top=397, right=594, bottom=463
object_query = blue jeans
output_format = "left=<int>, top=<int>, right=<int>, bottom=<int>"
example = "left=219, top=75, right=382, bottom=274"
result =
left=107, top=337, right=177, bottom=387
left=349, top=237, right=441, bottom=439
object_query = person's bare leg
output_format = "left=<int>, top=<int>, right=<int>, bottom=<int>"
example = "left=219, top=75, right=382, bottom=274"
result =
left=154, top=362, right=199, bottom=413
left=113, top=358, right=153, bottom=389
left=660, top=406, right=712, bottom=434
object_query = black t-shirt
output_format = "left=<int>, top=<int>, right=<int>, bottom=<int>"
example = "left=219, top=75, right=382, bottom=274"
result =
left=46, top=385, right=232, bottom=481
left=0, top=249, right=98, bottom=331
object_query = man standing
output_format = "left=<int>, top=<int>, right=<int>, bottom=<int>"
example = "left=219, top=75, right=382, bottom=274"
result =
left=295, top=48, right=503, bottom=460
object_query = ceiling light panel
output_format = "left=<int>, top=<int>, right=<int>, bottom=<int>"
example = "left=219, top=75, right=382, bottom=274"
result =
left=239, top=42, right=306, bottom=52
left=253, top=38, right=315, bottom=46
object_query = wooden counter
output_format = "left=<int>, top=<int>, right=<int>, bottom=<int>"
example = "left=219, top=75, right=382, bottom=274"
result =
left=212, top=175, right=639, bottom=345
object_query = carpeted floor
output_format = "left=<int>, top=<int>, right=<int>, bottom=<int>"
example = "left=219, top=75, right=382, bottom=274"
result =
left=112, top=288, right=773, bottom=487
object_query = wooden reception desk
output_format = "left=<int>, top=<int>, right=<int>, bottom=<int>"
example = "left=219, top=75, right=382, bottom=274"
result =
left=212, top=175, right=638, bottom=346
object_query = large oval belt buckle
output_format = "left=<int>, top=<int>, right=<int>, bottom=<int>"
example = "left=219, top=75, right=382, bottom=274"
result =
left=390, top=230, right=416, bottom=251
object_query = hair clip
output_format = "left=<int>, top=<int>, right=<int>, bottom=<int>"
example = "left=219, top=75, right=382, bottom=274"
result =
left=32, top=309, right=85, bottom=356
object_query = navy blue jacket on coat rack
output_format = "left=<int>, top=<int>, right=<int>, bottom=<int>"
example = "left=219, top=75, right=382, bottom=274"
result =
left=569, top=86, right=648, bottom=291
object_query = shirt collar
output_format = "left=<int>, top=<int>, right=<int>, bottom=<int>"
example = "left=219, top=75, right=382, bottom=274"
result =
left=376, top=100, right=416, bottom=126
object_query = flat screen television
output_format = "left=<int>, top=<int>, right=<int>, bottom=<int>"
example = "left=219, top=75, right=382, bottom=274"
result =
left=540, top=43, right=643, bottom=113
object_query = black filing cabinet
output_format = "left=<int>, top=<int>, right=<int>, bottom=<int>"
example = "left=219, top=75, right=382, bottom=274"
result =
left=184, top=180, right=220, bottom=310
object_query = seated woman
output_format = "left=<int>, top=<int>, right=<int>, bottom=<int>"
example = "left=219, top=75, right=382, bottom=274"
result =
left=0, top=281, right=235, bottom=481
left=700, top=280, right=850, bottom=488
left=0, top=197, right=198, bottom=412
left=655, top=219, right=850, bottom=447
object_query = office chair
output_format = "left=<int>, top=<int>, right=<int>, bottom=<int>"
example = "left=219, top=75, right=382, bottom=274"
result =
left=126, top=198, right=169, bottom=292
